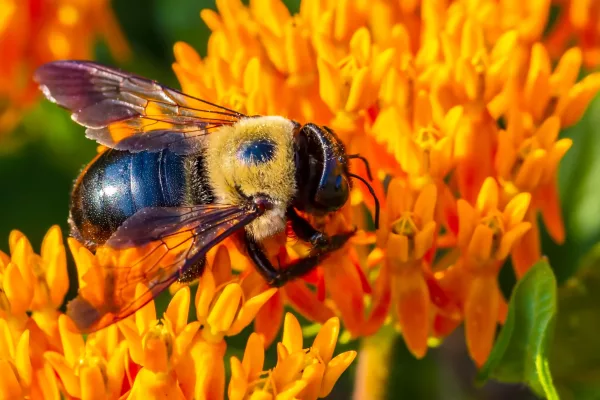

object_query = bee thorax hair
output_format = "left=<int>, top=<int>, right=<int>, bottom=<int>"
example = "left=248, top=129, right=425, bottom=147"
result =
left=246, top=201, right=288, bottom=241
left=205, top=116, right=298, bottom=227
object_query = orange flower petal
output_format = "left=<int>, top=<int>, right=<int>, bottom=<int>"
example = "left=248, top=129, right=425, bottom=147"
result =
left=242, top=332, right=265, bottom=380
left=467, top=225, right=493, bottom=264
left=0, top=359, right=23, bottom=399
left=320, top=350, right=357, bottom=397
left=282, top=312, right=303, bottom=354
left=414, top=221, right=437, bottom=260
left=45, top=352, right=81, bottom=398
left=208, top=283, right=243, bottom=335
left=556, top=73, right=600, bottom=127
left=393, top=268, right=430, bottom=358
left=414, top=183, right=437, bottom=224
left=300, top=362, right=325, bottom=400
left=143, top=334, right=169, bottom=373
left=475, top=177, right=499, bottom=214
left=42, top=225, right=68, bottom=308
left=503, top=192, right=531, bottom=227
left=229, top=287, right=277, bottom=336
left=196, top=269, right=216, bottom=320
left=58, top=314, right=84, bottom=366
left=271, top=351, right=304, bottom=389
left=135, top=283, right=156, bottom=336
left=457, top=199, right=477, bottom=248
left=312, top=317, right=339, bottom=365
left=511, top=212, right=542, bottom=278
left=255, top=291, right=284, bottom=347
left=497, top=222, right=532, bottom=260
left=538, top=182, right=566, bottom=244
left=80, top=365, right=106, bottom=400
left=14, top=330, right=31, bottom=388
left=4, top=262, right=32, bottom=314
left=165, top=286, right=191, bottom=334
left=283, top=281, right=336, bottom=323
left=386, top=233, right=409, bottom=264
left=464, top=274, right=500, bottom=367
left=229, top=356, right=248, bottom=400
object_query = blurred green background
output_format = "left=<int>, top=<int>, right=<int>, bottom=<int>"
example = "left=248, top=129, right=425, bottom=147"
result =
left=1, top=0, right=599, bottom=398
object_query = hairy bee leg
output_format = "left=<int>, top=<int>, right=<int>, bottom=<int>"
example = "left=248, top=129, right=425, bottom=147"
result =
left=177, top=256, right=206, bottom=283
left=245, top=229, right=354, bottom=288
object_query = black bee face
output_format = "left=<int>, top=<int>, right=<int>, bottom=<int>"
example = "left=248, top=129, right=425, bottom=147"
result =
left=294, top=123, right=350, bottom=214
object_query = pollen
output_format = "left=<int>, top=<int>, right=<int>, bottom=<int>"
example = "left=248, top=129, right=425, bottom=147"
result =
left=413, top=127, right=441, bottom=153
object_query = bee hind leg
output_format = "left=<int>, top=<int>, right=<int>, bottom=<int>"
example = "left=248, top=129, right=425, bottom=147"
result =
left=244, top=208, right=354, bottom=287
left=177, top=256, right=206, bottom=283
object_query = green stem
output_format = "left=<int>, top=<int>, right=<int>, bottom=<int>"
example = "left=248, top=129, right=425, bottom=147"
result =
left=352, top=326, right=396, bottom=400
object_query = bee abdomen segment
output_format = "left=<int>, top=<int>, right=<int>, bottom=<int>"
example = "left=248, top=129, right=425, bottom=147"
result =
left=69, top=149, right=210, bottom=250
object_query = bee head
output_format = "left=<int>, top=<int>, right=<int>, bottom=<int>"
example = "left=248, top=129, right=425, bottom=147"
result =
left=293, top=123, right=350, bottom=215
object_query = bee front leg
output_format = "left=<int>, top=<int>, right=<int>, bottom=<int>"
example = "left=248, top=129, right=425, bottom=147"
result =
left=244, top=208, right=354, bottom=287
left=287, top=207, right=355, bottom=251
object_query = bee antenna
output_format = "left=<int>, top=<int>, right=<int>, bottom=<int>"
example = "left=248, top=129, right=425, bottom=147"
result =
left=348, top=173, right=380, bottom=229
left=348, top=154, right=373, bottom=181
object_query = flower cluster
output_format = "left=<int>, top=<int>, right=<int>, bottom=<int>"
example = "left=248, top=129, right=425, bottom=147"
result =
left=4, top=1, right=600, bottom=398
left=0, top=227, right=355, bottom=399
left=0, top=0, right=128, bottom=133
left=172, top=0, right=600, bottom=366
left=546, top=0, right=600, bottom=68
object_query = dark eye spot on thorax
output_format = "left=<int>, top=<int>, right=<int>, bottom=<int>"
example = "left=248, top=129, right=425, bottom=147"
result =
left=237, top=138, right=276, bottom=164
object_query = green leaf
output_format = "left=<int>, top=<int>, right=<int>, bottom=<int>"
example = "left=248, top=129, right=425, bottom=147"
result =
left=551, top=245, right=600, bottom=400
left=476, top=260, right=559, bottom=399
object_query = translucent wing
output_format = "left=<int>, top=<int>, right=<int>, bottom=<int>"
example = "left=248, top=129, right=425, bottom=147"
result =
left=66, top=204, right=261, bottom=333
left=34, top=60, right=244, bottom=154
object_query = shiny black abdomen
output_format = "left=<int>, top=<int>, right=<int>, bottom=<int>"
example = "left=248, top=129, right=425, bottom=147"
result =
left=70, top=148, right=209, bottom=249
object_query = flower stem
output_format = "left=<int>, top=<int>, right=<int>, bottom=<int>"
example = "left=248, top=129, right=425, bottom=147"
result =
left=352, top=326, right=396, bottom=400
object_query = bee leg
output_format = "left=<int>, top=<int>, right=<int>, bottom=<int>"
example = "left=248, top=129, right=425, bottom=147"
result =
left=245, top=210, right=354, bottom=287
left=177, top=256, right=206, bottom=283
left=287, top=208, right=355, bottom=250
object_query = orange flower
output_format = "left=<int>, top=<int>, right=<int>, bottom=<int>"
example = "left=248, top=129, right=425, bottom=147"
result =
left=193, top=264, right=277, bottom=399
left=229, top=313, right=356, bottom=400
left=0, top=0, right=128, bottom=133
left=45, top=317, right=127, bottom=400
left=4, top=2, right=600, bottom=394
left=454, top=177, right=531, bottom=366
left=170, top=0, right=600, bottom=369
left=0, top=322, right=34, bottom=399
left=497, top=115, right=573, bottom=276
left=375, top=179, right=437, bottom=358
left=0, top=226, right=68, bottom=399
left=120, top=286, right=200, bottom=399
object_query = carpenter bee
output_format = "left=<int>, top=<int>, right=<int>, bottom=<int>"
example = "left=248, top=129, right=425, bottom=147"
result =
left=34, top=60, right=379, bottom=332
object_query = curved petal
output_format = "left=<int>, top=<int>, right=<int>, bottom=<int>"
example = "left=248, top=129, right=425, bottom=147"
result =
left=0, top=359, right=23, bottom=399
left=320, top=351, right=357, bottom=397
left=311, top=317, right=340, bottom=365
left=282, top=313, right=303, bottom=354
left=228, top=357, right=248, bottom=400
left=393, top=268, right=430, bottom=359
left=254, top=291, right=284, bottom=347
left=80, top=365, right=107, bottom=400
left=464, top=274, right=500, bottom=367
left=165, top=286, right=191, bottom=335
left=207, top=283, right=243, bottom=335
left=228, top=288, right=277, bottom=336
